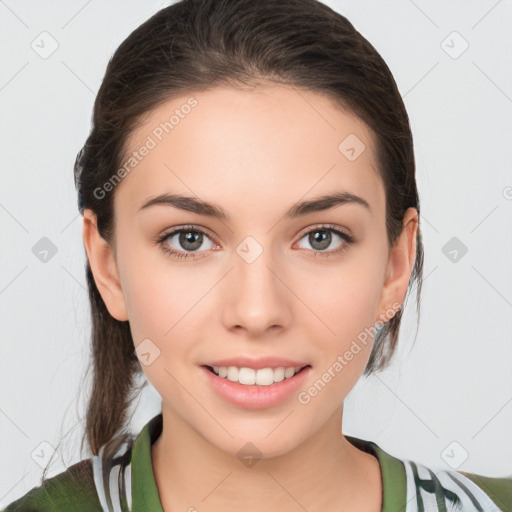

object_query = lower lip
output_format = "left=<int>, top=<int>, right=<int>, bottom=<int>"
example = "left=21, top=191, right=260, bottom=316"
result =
left=200, top=365, right=312, bottom=409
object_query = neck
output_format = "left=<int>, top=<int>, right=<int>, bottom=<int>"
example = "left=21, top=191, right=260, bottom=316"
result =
left=151, top=405, right=382, bottom=512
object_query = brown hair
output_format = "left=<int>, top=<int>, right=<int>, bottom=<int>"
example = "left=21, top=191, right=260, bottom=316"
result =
left=46, top=0, right=424, bottom=476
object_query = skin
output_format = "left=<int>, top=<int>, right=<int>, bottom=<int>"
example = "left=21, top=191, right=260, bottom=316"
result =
left=82, top=82, right=418, bottom=511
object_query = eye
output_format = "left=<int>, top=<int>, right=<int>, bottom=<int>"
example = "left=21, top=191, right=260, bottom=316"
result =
left=295, top=224, right=354, bottom=257
left=155, top=225, right=218, bottom=260
left=154, top=223, right=354, bottom=261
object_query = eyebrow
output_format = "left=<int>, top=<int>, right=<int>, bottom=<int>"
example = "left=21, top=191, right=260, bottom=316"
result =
left=138, top=191, right=371, bottom=220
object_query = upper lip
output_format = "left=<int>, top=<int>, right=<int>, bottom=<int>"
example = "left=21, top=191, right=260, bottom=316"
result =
left=202, top=356, right=310, bottom=370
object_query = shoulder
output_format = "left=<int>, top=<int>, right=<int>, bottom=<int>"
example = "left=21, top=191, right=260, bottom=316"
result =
left=458, top=470, right=512, bottom=512
left=400, top=457, right=512, bottom=512
left=348, top=435, right=511, bottom=512
left=2, top=459, right=102, bottom=512
left=2, top=419, right=154, bottom=512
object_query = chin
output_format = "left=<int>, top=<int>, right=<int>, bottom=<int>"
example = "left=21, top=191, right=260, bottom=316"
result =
left=203, top=422, right=307, bottom=461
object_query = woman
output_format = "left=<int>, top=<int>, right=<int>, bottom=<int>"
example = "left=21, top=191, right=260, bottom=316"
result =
left=4, top=0, right=510, bottom=510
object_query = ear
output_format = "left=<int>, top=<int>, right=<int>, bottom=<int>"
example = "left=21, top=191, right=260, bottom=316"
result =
left=375, top=207, right=418, bottom=324
left=82, top=208, right=129, bottom=321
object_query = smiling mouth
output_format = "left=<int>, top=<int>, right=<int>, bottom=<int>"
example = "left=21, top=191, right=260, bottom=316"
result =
left=203, top=364, right=311, bottom=386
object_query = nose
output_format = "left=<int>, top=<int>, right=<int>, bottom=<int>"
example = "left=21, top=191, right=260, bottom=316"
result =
left=221, top=237, right=292, bottom=336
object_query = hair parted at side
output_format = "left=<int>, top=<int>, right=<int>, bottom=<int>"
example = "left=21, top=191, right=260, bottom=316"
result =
left=66, top=0, right=423, bottom=468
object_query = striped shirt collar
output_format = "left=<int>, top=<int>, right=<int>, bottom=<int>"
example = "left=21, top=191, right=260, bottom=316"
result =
left=128, top=413, right=407, bottom=512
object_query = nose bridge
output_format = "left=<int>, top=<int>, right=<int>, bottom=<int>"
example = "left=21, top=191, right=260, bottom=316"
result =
left=224, top=233, right=289, bottom=331
left=234, top=233, right=278, bottom=296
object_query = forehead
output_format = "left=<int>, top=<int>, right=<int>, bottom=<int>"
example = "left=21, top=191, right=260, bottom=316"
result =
left=114, top=83, right=384, bottom=220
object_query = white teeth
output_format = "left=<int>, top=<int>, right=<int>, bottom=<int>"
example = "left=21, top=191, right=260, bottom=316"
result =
left=210, top=366, right=304, bottom=386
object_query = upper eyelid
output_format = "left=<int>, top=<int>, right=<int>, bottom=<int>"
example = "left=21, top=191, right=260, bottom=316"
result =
left=296, top=223, right=351, bottom=238
left=159, top=224, right=218, bottom=244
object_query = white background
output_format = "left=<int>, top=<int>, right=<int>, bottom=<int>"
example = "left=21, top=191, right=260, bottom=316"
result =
left=1, top=0, right=511, bottom=506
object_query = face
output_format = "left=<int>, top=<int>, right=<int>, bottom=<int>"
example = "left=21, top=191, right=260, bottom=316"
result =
left=85, top=83, right=416, bottom=458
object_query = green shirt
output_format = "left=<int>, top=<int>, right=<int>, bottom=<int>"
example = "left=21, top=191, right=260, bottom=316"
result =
left=3, top=413, right=511, bottom=511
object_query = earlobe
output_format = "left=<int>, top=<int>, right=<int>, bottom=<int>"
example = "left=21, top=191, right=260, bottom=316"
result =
left=82, top=209, right=129, bottom=322
left=375, top=207, right=418, bottom=324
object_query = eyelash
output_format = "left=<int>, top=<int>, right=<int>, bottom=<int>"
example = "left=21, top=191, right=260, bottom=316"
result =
left=154, top=223, right=354, bottom=260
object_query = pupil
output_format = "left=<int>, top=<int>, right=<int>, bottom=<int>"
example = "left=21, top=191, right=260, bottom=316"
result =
left=180, top=231, right=202, bottom=250
left=311, top=230, right=330, bottom=250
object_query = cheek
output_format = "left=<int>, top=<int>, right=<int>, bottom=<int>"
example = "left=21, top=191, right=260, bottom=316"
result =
left=117, top=236, right=191, bottom=327
left=116, top=243, right=182, bottom=345
left=300, top=257, right=383, bottom=337
left=292, top=252, right=385, bottom=385
left=119, top=257, right=196, bottom=395
left=296, top=274, right=380, bottom=411
left=118, top=248, right=214, bottom=380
